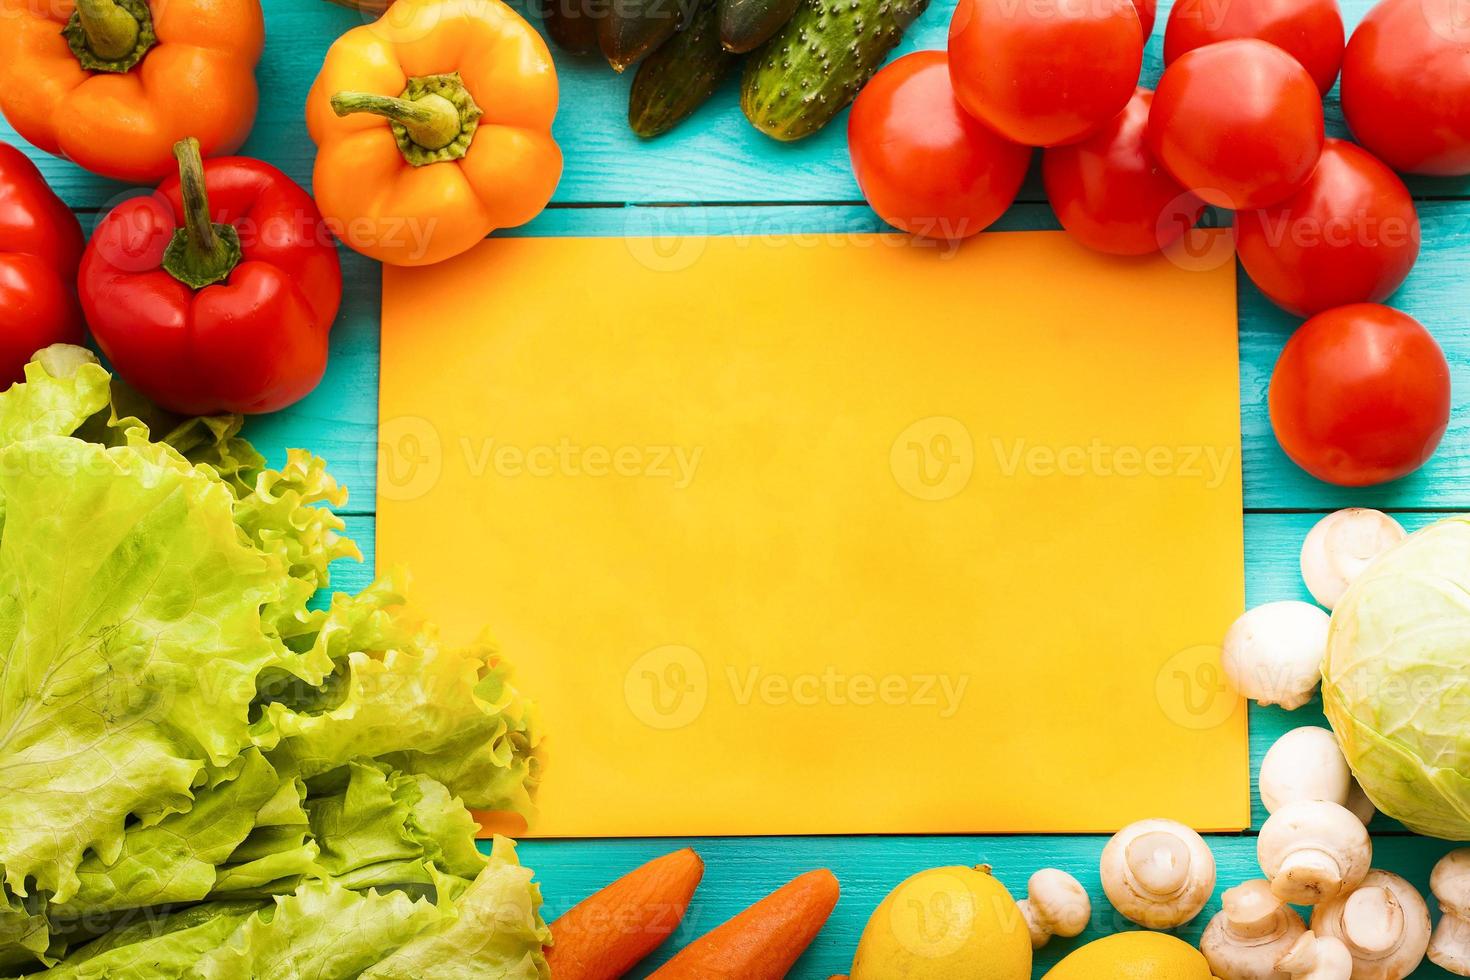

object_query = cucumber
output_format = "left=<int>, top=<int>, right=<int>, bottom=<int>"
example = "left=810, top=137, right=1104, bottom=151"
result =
left=719, top=0, right=801, bottom=53
left=538, top=0, right=601, bottom=55
left=629, top=0, right=739, bottom=137
left=741, top=0, right=929, bottom=140
left=598, top=0, right=686, bottom=71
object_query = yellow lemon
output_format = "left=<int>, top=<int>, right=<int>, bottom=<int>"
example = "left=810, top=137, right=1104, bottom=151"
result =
left=1043, top=932, right=1217, bottom=980
left=850, top=865, right=1031, bottom=980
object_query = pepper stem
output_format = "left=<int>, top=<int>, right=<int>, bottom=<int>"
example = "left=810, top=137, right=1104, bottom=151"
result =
left=63, top=0, right=156, bottom=73
left=330, top=73, right=482, bottom=167
left=161, top=138, right=242, bottom=290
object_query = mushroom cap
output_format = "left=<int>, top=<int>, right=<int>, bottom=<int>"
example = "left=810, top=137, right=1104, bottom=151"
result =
left=1259, top=727, right=1352, bottom=814
left=1027, top=868, right=1091, bottom=937
left=1432, top=849, right=1470, bottom=916
left=1310, top=871, right=1431, bottom=980
left=1301, top=509, right=1406, bottom=610
left=1258, top=801, right=1372, bottom=906
left=1101, top=819, right=1216, bottom=929
left=1221, top=601, right=1329, bottom=709
left=1278, top=931, right=1354, bottom=979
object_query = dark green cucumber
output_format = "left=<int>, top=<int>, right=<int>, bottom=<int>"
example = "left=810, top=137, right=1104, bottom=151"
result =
left=538, top=0, right=601, bottom=56
left=741, top=0, right=929, bottom=140
left=718, top=0, right=801, bottom=53
left=630, top=0, right=739, bottom=136
left=598, top=0, right=687, bottom=71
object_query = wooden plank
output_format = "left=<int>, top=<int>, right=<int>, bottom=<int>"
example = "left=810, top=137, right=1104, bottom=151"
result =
left=244, top=202, right=1470, bottom=511
left=509, top=833, right=1461, bottom=978
left=5, top=0, right=1469, bottom=207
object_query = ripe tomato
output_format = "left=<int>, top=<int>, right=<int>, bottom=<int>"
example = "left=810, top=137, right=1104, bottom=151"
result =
left=1270, top=305, right=1451, bottom=486
left=1237, top=139, right=1420, bottom=316
left=1042, top=88, right=1205, bottom=255
left=1134, top=0, right=1156, bottom=36
left=1163, top=0, right=1344, bottom=94
left=1341, top=0, right=1470, bottom=176
left=1147, top=39, right=1324, bottom=210
left=849, top=51, right=1032, bottom=240
left=948, top=0, right=1143, bottom=147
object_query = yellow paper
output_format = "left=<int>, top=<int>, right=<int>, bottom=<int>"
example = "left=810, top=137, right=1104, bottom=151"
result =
left=378, top=231, right=1249, bottom=836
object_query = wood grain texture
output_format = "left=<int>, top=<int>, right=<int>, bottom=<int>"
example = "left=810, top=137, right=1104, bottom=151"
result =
left=6, top=0, right=1470, bottom=206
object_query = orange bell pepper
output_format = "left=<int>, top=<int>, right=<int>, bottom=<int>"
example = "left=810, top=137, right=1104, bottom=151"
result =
left=306, top=0, right=562, bottom=267
left=0, top=0, right=263, bottom=183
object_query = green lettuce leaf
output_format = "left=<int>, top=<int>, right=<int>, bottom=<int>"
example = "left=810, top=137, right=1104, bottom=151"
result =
left=0, top=437, right=292, bottom=902
left=363, top=838, right=552, bottom=980
left=0, top=353, right=110, bottom=451
left=56, top=750, right=281, bottom=918
left=306, top=761, right=486, bottom=891
left=262, top=584, right=541, bottom=814
left=190, top=883, right=445, bottom=980
left=35, top=903, right=263, bottom=980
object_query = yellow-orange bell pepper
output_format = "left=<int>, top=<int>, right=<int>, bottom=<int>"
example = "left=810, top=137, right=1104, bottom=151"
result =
left=306, top=0, right=562, bottom=267
left=0, top=0, right=263, bottom=183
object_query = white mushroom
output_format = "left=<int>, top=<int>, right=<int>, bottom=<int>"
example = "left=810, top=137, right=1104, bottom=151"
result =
left=1300, top=509, right=1406, bottom=610
left=1259, top=727, right=1352, bottom=815
left=1018, top=868, right=1090, bottom=949
left=1258, top=801, right=1372, bottom=905
left=1345, top=779, right=1377, bottom=827
left=1200, top=879, right=1306, bottom=980
left=1277, top=931, right=1354, bottom=980
left=1221, top=601, right=1330, bottom=710
left=1429, top=849, right=1470, bottom=975
left=1311, top=871, right=1431, bottom=980
left=1100, top=819, right=1216, bottom=929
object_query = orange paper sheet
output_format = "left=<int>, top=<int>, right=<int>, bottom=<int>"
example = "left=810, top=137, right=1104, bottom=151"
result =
left=378, top=231, right=1249, bottom=837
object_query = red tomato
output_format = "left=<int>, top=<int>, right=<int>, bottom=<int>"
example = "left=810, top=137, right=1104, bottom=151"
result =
left=1163, top=0, right=1345, bottom=94
left=1270, top=304, right=1451, bottom=486
left=1134, top=0, right=1156, bottom=36
left=1042, top=88, right=1205, bottom=255
left=1147, top=39, right=1324, bottom=209
left=948, top=0, right=1143, bottom=147
left=849, top=51, right=1032, bottom=239
left=1237, top=139, right=1420, bottom=316
left=1341, top=0, right=1470, bottom=176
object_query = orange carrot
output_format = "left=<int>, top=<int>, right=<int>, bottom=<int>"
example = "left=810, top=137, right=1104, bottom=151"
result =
left=547, top=848, right=705, bottom=980
left=648, top=869, right=840, bottom=980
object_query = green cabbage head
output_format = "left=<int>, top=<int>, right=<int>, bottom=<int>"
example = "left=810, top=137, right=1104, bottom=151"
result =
left=1324, top=517, right=1470, bottom=839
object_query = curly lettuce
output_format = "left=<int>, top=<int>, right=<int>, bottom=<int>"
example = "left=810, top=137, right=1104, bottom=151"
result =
left=0, top=350, right=547, bottom=977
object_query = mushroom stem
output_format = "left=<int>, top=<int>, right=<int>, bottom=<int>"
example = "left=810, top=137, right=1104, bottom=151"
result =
left=1201, top=880, right=1307, bottom=980
left=1279, top=932, right=1354, bottom=980
left=1310, top=871, right=1430, bottom=980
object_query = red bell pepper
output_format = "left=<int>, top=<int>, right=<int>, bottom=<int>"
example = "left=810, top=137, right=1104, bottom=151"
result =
left=0, top=143, right=85, bottom=384
left=80, top=138, right=342, bottom=415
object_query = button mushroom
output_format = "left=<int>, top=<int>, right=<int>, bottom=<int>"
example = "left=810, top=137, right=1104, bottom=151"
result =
left=1345, top=779, right=1377, bottom=827
left=1221, top=601, right=1330, bottom=710
left=1100, top=819, right=1216, bottom=929
left=1310, top=870, right=1430, bottom=980
left=1258, top=801, right=1372, bottom=905
left=1277, top=931, right=1354, bottom=980
left=1300, top=508, right=1406, bottom=610
left=1200, top=879, right=1306, bottom=980
left=1018, top=868, right=1090, bottom=949
left=1259, top=727, right=1353, bottom=815
left=1429, top=848, right=1470, bottom=976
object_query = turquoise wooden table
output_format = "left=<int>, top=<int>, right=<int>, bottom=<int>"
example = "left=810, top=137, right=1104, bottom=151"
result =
left=8, top=0, right=1470, bottom=973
